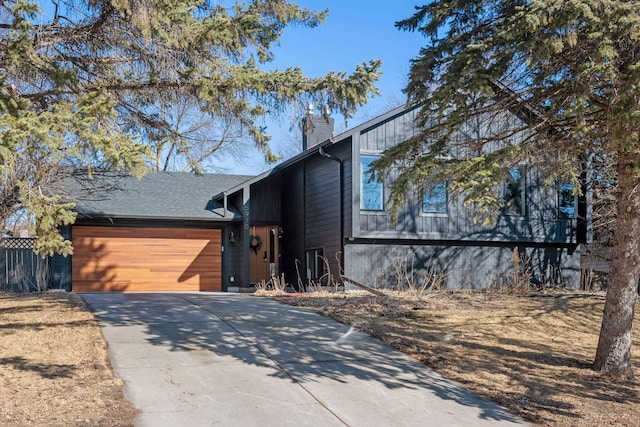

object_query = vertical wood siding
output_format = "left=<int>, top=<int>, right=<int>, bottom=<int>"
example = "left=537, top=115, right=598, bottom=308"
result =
left=305, top=154, right=342, bottom=280
left=276, top=143, right=353, bottom=288
left=223, top=222, right=244, bottom=290
left=280, top=165, right=305, bottom=287
left=339, top=140, right=354, bottom=239
left=250, top=175, right=281, bottom=223
left=354, top=107, right=581, bottom=244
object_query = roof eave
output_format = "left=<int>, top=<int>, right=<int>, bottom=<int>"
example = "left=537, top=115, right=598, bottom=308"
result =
left=74, top=213, right=242, bottom=222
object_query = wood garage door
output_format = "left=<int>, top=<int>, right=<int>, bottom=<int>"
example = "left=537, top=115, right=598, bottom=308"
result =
left=72, top=226, right=222, bottom=292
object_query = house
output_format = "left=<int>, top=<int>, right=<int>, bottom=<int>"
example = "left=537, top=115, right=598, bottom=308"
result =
left=54, top=104, right=589, bottom=292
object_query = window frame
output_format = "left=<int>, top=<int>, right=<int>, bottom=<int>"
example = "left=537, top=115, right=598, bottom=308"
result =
left=558, top=182, right=577, bottom=219
left=503, top=166, right=526, bottom=217
left=420, top=181, right=448, bottom=216
left=305, top=248, right=326, bottom=282
left=359, top=154, right=384, bottom=211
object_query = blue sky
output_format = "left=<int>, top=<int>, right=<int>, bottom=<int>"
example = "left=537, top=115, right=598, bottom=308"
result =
left=218, top=2, right=426, bottom=174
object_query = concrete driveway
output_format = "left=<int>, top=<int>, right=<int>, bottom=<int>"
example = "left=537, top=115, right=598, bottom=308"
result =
left=81, top=293, right=527, bottom=427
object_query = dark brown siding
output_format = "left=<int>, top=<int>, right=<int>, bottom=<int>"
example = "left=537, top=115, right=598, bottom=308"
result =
left=305, top=154, right=342, bottom=282
left=226, top=192, right=247, bottom=288
left=280, top=165, right=305, bottom=287
left=223, top=222, right=244, bottom=290
left=334, top=139, right=353, bottom=238
left=250, top=174, right=281, bottom=224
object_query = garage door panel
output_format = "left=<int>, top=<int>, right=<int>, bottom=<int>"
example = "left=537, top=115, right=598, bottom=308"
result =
left=73, top=280, right=208, bottom=292
left=74, top=227, right=202, bottom=238
left=74, top=239, right=214, bottom=250
left=76, top=255, right=218, bottom=264
left=76, top=262, right=222, bottom=273
left=72, top=226, right=222, bottom=292
left=75, top=250, right=217, bottom=261
left=72, top=281, right=133, bottom=292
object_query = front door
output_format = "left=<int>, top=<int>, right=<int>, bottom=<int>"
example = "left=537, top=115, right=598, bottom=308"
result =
left=249, top=225, right=279, bottom=284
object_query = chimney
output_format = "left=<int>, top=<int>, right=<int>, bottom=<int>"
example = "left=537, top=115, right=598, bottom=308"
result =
left=302, top=104, right=334, bottom=151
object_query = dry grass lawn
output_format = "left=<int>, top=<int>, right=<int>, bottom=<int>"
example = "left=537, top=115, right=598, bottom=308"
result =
left=276, top=290, right=640, bottom=426
left=0, top=292, right=137, bottom=426
left=2, top=289, right=638, bottom=426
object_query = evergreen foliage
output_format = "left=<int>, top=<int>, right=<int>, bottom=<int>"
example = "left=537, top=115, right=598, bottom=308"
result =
left=0, top=0, right=381, bottom=255
left=389, top=0, right=640, bottom=378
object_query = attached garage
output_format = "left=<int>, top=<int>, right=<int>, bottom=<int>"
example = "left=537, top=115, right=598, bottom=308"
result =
left=72, top=226, right=222, bottom=292
left=63, top=172, right=252, bottom=292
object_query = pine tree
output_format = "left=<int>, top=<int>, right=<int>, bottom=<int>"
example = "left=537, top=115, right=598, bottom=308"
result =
left=0, top=0, right=381, bottom=255
left=383, top=0, right=640, bottom=378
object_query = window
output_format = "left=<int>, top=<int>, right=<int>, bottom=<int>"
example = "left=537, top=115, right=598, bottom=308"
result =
left=360, top=155, right=383, bottom=210
left=504, top=166, right=525, bottom=216
left=306, top=249, right=325, bottom=282
left=558, top=183, right=576, bottom=218
left=422, top=182, right=447, bottom=214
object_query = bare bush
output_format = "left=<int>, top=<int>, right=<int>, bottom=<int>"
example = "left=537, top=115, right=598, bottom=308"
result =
left=253, top=274, right=288, bottom=296
left=391, top=255, right=408, bottom=291
left=295, top=254, right=344, bottom=293
left=389, top=252, right=449, bottom=300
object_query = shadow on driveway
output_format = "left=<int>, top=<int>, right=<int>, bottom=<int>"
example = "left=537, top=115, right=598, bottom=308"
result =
left=82, top=293, right=526, bottom=427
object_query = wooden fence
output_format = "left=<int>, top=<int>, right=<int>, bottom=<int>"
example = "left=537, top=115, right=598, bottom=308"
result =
left=0, top=238, right=51, bottom=292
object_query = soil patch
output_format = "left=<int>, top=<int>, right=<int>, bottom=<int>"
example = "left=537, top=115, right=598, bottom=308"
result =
left=0, top=292, right=137, bottom=426
left=275, top=290, right=640, bottom=426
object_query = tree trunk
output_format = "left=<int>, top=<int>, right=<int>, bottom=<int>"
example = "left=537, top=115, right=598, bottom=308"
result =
left=593, top=154, right=640, bottom=379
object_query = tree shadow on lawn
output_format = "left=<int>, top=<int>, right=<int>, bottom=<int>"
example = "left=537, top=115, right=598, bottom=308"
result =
left=0, top=356, right=76, bottom=379
left=328, top=295, right=639, bottom=425
left=0, top=304, right=57, bottom=315
left=0, top=319, right=92, bottom=331
left=0, top=294, right=91, bottom=381
left=82, top=292, right=523, bottom=425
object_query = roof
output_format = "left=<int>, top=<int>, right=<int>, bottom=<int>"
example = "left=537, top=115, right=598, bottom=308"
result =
left=69, top=171, right=252, bottom=221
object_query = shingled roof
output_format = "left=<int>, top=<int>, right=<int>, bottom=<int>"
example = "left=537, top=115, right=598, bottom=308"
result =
left=70, top=171, right=252, bottom=221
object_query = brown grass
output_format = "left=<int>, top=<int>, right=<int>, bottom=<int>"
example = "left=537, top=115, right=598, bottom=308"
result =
left=0, top=292, right=137, bottom=426
left=276, top=290, right=640, bottom=426
left=2, top=289, right=637, bottom=426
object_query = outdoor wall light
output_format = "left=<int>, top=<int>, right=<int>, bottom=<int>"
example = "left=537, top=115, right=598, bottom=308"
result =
left=228, top=231, right=235, bottom=243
